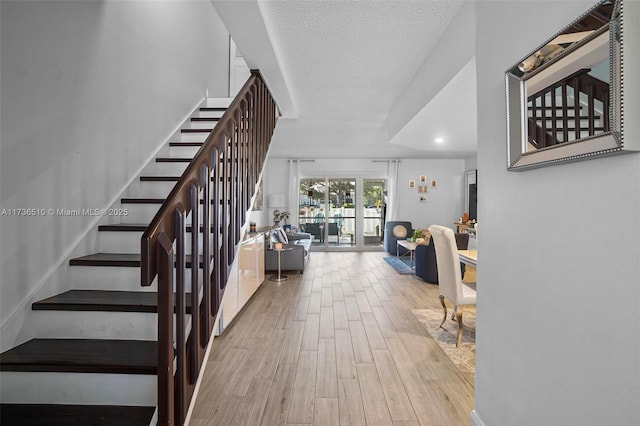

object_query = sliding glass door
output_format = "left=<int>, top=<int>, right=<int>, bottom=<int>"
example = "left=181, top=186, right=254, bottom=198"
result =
left=299, top=177, right=385, bottom=250
left=363, top=179, right=385, bottom=247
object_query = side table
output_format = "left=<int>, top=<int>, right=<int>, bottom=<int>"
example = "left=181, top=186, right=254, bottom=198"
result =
left=269, top=247, right=292, bottom=282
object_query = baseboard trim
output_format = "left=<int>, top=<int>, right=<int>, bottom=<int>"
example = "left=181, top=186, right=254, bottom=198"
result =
left=470, top=409, right=486, bottom=426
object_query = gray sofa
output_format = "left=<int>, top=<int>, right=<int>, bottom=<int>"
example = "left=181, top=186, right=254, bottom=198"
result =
left=265, top=229, right=312, bottom=273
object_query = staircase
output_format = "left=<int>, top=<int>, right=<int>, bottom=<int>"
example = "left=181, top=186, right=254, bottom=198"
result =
left=527, top=68, right=609, bottom=149
left=0, top=72, right=278, bottom=425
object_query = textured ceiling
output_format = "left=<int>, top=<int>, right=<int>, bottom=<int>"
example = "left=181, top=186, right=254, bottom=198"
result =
left=254, top=0, right=471, bottom=159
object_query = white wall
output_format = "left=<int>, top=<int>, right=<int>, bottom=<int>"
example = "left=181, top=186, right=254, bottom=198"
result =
left=473, top=1, right=640, bottom=425
left=254, top=157, right=465, bottom=234
left=464, top=154, right=478, bottom=172
left=386, top=1, right=476, bottom=141
left=0, top=0, right=229, bottom=346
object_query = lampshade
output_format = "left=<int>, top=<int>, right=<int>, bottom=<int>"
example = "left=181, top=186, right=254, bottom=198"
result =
left=268, top=193, right=286, bottom=208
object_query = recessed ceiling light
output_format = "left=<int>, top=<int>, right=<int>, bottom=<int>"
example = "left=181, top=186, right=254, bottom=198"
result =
left=435, top=137, right=445, bottom=144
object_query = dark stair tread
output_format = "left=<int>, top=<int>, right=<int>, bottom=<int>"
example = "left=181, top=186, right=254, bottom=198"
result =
left=121, top=197, right=226, bottom=205
left=0, top=403, right=155, bottom=426
left=181, top=128, right=213, bottom=133
left=199, top=107, right=227, bottom=111
left=70, top=253, right=141, bottom=267
left=191, top=117, right=220, bottom=121
left=155, top=157, right=192, bottom=163
left=70, top=253, right=207, bottom=268
left=33, top=290, right=192, bottom=313
left=139, top=176, right=219, bottom=182
left=0, top=339, right=156, bottom=374
left=98, top=222, right=220, bottom=234
left=155, top=157, right=240, bottom=163
left=98, top=223, right=148, bottom=232
left=169, top=141, right=204, bottom=147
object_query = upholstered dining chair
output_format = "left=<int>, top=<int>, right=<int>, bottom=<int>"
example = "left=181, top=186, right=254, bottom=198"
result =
left=428, top=225, right=476, bottom=347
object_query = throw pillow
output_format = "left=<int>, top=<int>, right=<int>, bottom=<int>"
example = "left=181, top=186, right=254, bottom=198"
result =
left=392, top=225, right=408, bottom=238
left=277, top=228, right=289, bottom=244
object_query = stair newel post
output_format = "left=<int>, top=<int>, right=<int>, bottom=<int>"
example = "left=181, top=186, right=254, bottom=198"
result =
left=174, top=205, right=187, bottom=425
left=201, top=163, right=211, bottom=341
left=189, top=182, right=201, bottom=381
left=156, top=233, right=175, bottom=426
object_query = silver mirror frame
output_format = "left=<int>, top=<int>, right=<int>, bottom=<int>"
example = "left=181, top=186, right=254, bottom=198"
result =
left=505, top=0, right=634, bottom=171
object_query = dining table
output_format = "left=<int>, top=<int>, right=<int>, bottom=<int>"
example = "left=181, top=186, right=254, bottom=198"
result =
left=458, top=249, right=477, bottom=267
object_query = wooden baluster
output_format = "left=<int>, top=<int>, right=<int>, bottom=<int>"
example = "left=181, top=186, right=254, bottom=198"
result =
left=235, top=109, right=242, bottom=243
left=174, top=207, right=186, bottom=425
left=157, top=233, right=175, bottom=426
left=542, top=92, right=548, bottom=147
left=573, top=77, right=580, bottom=141
left=603, top=89, right=610, bottom=132
left=228, top=121, right=237, bottom=263
left=530, top=97, right=537, bottom=145
left=588, top=84, right=595, bottom=135
left=551, top=86, right=558, bottom=146
left=562, top=83, right=569, bottom=143
left=201, top=163, right=211, bottom=341
left=220, top=134, right=229, bottom=286
left=189, top=182, right=200, bottom=380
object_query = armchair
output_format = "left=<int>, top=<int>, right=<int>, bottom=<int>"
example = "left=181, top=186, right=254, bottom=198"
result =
left=384, top=221, right=413, bottom=255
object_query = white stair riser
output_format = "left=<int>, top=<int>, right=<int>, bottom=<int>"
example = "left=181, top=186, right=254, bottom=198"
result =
left=125, top=181, right=175, bottom=199
left=27, top=311, right=157, bottom=341
left=169, top=146, right=201, bottom=158
left=70, top=266, right=146, bottom=291
left=204, top=98, right=233, bottom=108
left=176, top=132, right=210, bottom=143
left=153, top=162, right=190, bottom=176
left=119, top=203, right=161, bottom=223
left=70, top=265, right=200, bottom=293
left=188, top=120, right=220, bottom=129
left=196, top=110, right=225, bottom=119
left=99, top=230, right=208, bottom=254
left=0, top=372, right=156, bottom=406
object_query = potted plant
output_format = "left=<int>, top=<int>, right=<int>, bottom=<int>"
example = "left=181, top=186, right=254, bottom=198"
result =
left=410, top=229, right=425, bottom=243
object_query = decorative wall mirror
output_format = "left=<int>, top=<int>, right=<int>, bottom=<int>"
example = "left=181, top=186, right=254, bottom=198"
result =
left=505, top=0, right=636, bottom=171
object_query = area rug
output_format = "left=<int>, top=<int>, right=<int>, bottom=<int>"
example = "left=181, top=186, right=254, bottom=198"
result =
left=383, top=256, right=413, bottom=274
left=411, top=307, right=476, bottom=385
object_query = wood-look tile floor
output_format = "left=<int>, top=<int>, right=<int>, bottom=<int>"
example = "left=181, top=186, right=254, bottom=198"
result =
left=189, top=252, right=474, bottom=426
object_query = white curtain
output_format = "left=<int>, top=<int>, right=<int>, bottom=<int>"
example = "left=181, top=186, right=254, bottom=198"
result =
left=287, top=160, right=300, bottom=225
left=386, top=160, right=399, bottom=222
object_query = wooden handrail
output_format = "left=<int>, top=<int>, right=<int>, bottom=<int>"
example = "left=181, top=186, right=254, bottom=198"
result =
left=140, top=70, right=278, bottom=425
